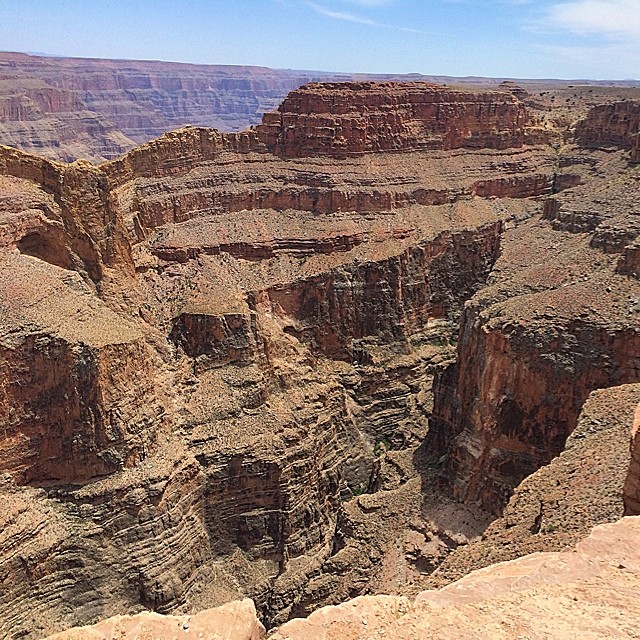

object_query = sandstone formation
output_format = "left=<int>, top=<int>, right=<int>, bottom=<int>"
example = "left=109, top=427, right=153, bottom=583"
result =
left=44, top=600, right=264, bottom=640
left=575, top=99, right=640, bottom=155
left=1, top=80, right=640, bottom=639
left=259, top=82, right=528, bottom=157
left=0, top=52, right=320, bottom=161
left=4, top=51, right=639, bottom=164
left=428, top=142, right=640, bottom=513
left=427, top=382, right=640, bottom=586
left=272, top=516, right=640, bottom=639
left=0, top=52, right=452, bottom=163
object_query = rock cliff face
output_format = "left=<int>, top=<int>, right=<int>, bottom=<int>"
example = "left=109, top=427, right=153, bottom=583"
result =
left=428, top=382, right=640, bottom=585
left=0, top=52, right=318, bottom=161
left=575, top=100, right=640, bottom=155
left=270, top=517, right=640, bottom=640
left=624, top=402, right=640, bottom=515
left=0, top=52, right=450, bottom=163
left=428, top=136, right=640, bottom=514
left=259, top=82, right=528, bottom=158
left=2, top=83, right=640, bottom=639
left=0, top=80, right=558, bottom=639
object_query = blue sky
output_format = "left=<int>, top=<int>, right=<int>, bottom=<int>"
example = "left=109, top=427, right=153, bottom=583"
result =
left=1, top=0, right=639, bottom=79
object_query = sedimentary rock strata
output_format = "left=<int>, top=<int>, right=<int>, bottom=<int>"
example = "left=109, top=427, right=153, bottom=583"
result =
left=259, top=82, right=528, bottom=157
left=428, top=382, right=640, bottom=585
left=575, top=100, right=640, bottom=153
left=623, top=401, right=640, bottom=515
left=1, top=82, right=639, bottom=639
left=0, top=53, right=452, bottom=163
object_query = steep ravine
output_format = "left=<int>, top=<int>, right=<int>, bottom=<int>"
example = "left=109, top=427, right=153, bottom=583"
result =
left=427, top=138, right=640, bottom=514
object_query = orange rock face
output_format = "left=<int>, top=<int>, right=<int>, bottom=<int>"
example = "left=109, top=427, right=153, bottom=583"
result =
left=624, top=403, right=640, bottom=515
left=426, top=136, right=640, bottom=514
left=270, top=517, right=640, bottom=640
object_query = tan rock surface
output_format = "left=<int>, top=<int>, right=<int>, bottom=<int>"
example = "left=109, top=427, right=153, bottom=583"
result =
left=44, top=599, right=264, bottom=640
left=272, top=517, right=640, bottom=640
left=426, top=382, right=640, bottom=587
left=428, top=144, right=640, bottom=513
left=623, top=401, right=640, bottom=514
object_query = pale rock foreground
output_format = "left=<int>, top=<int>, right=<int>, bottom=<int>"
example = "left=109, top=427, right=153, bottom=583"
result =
left=273, top=516, right=640, bottom=640
left=44, top=600, right=264, bottom=640
left=46, top=517, right=640, bottom=639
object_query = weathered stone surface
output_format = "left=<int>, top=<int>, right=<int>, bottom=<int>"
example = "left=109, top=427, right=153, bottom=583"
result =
left=623, top=402, right=640, bottom=515
left=260, top=82, right=528, bottom=158
left=2, top=79, right=640, bottom=639
left=427, top=382, right=640, bottom=586
left=576, top=100, right=640, bottom=155
left=0, top=52, right=321, bottom=162
left=271, top=517, right=640, bottom=640
left=43, top=518, right=640, bottom=639
left=0, top=80, right=549, bottom=638
left=428, top=146, right=640, bottom=513
left=0, top=52, right=473, bottom=163
left=44, top=599, right=265, bottom=640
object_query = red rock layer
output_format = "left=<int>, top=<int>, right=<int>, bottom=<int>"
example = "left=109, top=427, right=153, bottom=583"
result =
left=430, top=308, right=640, bottom=512
left=0, top=52, right=326, bottom=161
left=575, top=100, right=640, bottom=158
left=259, top=82, right=528, bottom=158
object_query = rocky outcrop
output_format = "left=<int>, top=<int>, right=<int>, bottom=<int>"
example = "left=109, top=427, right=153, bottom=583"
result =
left=259, top=82, right=528, bottom=158
left=427, top=145, right=640, bottom=514
left=0, top=145, right=134, bottom=281
left=618, top=239, right=640, bottom=277
left=263, top=224, right=502, bottom=361
left=44, top=599, right=265, bottom=640
left=43, top=517, right=640, bottom=639
left=430, top=305, right=640, bottom=512
left=0, top=52, right=318, bottom=162
left=427, top=382, right=640, bottom=585
left=623, top=402, right=640, bottom=515
left=1, top=80, right=553, bottom=638
left=4, top=78, right=640, bottom=639
left=270, top=517, right=640, bottom=640
left=0, top=52, right=458, bottom=163
left=575, top=100, right=640, bottom=155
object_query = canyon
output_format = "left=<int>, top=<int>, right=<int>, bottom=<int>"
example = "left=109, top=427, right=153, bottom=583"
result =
left=0, top=74, right=639, bottom=639
left=0, top=52, right=455, bottom=163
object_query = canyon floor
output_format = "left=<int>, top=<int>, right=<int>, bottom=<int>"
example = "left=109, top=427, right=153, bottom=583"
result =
left=0, top=76, right=639, bottom=639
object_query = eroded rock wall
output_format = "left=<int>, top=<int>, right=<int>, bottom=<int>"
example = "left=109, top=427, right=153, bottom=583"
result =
left=575, top=100, right=640, bottom=153
left=259, top=82, right=527, bottom=158
left=428, top=144, right=640, bottom=514
left=5, top=81, right=639, bottom=639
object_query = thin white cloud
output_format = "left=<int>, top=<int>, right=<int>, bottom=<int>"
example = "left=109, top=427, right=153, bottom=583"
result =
left=546, top=0, right=640, bottom=38
left=346, top=0, right=394, bottom=5
left=307, top=1, right=439, bottom=34
left=308, top=2, right=379, bottom=25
